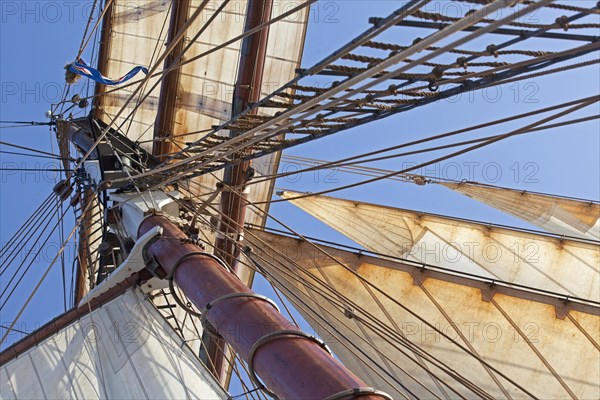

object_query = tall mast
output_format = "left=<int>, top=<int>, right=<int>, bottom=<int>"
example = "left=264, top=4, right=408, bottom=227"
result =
left=207, top=0, right=274, bottom=383
left=216, top=0, right=272, bottom=277
left=152, top=0, right=191, bottom=161
left=139, top=214, right=389, bottom=400
left=72, top=0, right=114, bottom=304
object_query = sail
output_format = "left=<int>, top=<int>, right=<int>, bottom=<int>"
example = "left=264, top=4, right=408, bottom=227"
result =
left=95, top=1, right=309, bottom=226
left=250, top=230, right=600, bottom=400
left=93, top=1, right=171, bottom=148
left=439, top=181, right=600, bottom=240
left=278, top=191, right=600, bottom=301
left=64, top=2, right=311, bottom=387
left=0, top=288, right=228, bottom=400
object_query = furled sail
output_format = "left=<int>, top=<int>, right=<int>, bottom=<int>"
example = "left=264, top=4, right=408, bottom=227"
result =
left=249, top=230, right=600, bottom=400
left=278, top=191, right=600, bottom=301
left=438, top=181, right=600, bottom=240
left=0, top=288, right=228, bottom=399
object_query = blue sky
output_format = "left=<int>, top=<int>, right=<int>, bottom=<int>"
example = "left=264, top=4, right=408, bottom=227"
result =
left=1, top=1, right=90, bottom=340
left=0, top=0, right=598, bottom=384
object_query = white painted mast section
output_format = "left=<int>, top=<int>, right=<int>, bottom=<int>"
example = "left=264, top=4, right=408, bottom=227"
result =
left=77, top=226, right=163, bottom=307
left=279, top=191, right=600, bottom=301
left=0, top=289, right=228, bottom=400
left=439, top=181, right=600, bottom=240
left=251, top=230, right=600, bottom=400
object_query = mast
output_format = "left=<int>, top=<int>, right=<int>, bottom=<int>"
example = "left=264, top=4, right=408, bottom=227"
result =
left=72, top=0, right=114, bottom=304
left=91, top=0, right=113, bottom=117
left=208, top=0, right=274, bottom=383
left=139, top=213, right=389, bottom=400
left=153, top=0, right=190, bottom=161
left=216, top=0, right=272, bottom=275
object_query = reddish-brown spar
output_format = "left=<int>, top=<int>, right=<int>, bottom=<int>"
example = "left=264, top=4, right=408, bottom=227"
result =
left=139, top=214, right=387, bottom=400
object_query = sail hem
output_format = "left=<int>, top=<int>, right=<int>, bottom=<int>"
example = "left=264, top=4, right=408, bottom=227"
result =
left=0, top=272, right=145, bottom=365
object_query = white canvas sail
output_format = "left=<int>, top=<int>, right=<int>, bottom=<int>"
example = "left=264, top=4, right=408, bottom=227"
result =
left=87, top=1, right=310, bottom=378
left=0, top=288, right=228, bottom=400
left=250, top=230, right=600, bottom=400
left=279, top=191, right=600, bottom=301
left=439, top=181, right=600, bottom=240
left=94, top=0, right=171, bottom=147
left=95, top=1, right=309, bottom=227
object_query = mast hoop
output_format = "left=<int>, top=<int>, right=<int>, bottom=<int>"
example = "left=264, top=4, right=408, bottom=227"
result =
left=167, top=278, right=202, bottom=318
left=200, top=292, right=280, bottom=337
left=167, top=251, right=235, bottom=279
left=323, top=388, right=394, bottom=400
left=247, top=329, right=333, bottom=398
left=166, top=251, right=236, bottom=317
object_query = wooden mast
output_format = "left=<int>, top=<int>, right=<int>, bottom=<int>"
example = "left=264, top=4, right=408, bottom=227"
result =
left=139, top=214, right=389, bottom=400
left=73, top=0, right=114, bottom=304
left=207, top=0, right=273, bottom=384
left=152, top=0, right=191, bottom=161
left=216, top=0, right=272, bottom=274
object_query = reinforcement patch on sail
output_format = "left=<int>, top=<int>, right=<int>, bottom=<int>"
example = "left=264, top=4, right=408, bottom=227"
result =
left=279, top=191, right=600, bottom=302
left=0, top=288, right=228, bottom=400
left=251, top=230, right=600, bottom=400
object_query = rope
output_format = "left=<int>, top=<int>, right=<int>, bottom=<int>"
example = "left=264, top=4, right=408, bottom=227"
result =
left=148, top=0, right=576, bottom=179
left=411, top=9, right=600, bottom=30
left=171, top=189, right=425, bottom=398
left=89, top=1, right=596, bottom=194
left=0, top=194, right=57, bottom=273
left=461, top=0, right=600, bottom=14
left=0, top=197, right=90, bottom=345
left=342, top=53, right=510, bottom=69
left=214, top=93, right=600, bottom=195
left=263, top=97, right=598, bottom=205
left=70, top=0, right=573, bottom=193
left=76, top=0, right=112, bottom=60
left=189, top=182, right=530, bottom=398
left=362, top=40, right=555, bottom=58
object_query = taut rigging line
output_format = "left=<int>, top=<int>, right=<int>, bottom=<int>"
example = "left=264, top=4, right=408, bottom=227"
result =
left=262, top=96, right=599, bottom=205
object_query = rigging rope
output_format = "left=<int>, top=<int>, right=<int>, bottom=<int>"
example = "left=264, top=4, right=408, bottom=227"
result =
left=261, top=97, right=599, bottom=205
left=111, top=0, right=584, bottom=187
left=0, top=196, right=92, bottom=346
left=0, top=193, right=56, bottom=271
left=159, top=162, right=580, bottom=393
left=75, top=0, right=103, bottom=60
left=171, top=182, right=535, bottom=398
left=180, top=95, right=598, bottom=205
left=0, top=197, right=73, bottom=309
left=67, top=0, right=317, bottom=191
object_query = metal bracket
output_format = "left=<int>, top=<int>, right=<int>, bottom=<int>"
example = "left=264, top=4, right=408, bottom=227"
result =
left=201, top=293, right=280, bottom=337
left=163, top=251, right=237, bottom=317
left=142, top=232, right=165, bottom=279
left=247, top=330, right=332, bottom=399
left=78, top=226, right=163, bottom=307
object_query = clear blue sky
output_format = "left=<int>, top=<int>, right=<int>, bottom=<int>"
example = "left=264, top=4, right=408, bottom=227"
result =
left=1, top=0, right=598, bottom=372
